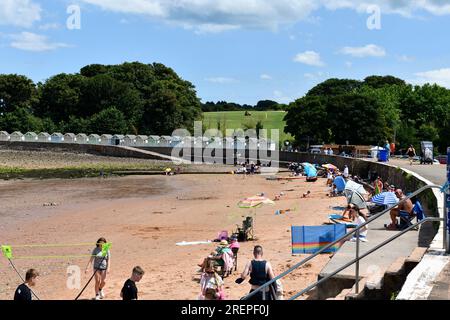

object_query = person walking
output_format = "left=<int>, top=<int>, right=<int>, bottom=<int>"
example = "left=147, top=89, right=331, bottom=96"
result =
left=120, top=266, right=145, bottom=300
left=85, top=237, right=111, bottom=300
left=237, top=245, right=275, bottom=300
left=406, top=145, right=416, bottom=165
left=14, top=269, right=39, bottom=301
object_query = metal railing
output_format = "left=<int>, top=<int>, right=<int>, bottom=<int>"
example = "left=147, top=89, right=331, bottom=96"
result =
left=242, top=184, right=444, bottom=300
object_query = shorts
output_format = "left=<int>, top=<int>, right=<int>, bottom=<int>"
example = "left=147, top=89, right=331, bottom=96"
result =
left=399, top=211, right=412, bottom=218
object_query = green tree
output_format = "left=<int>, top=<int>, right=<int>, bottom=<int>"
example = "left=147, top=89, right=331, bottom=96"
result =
left=89, top=107, right=128, bottom=134
left=0, top=74, right=38, bottom=113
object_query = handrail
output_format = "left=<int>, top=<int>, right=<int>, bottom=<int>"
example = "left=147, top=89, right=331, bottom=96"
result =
left=289, top=216, right=443, bottom=300
left=242, top=184, right=443, bottom=300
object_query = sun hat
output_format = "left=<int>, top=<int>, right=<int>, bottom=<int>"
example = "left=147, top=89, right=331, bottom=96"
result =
left=219, top=240, right=228, bottom=246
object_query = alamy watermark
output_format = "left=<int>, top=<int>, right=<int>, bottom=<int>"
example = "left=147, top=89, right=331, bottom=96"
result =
left=67, top=5, right=81, bottom=30
left=367, top=4, right=381, bottom=30
left=170, top=121, right=280, bottom=174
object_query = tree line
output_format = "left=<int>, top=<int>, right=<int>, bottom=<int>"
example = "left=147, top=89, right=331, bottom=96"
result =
left=202, top=100, right=287, bottom=112
left=284, top=76, right=450, bottom=153
left=0, top=62, right=202, bottom=136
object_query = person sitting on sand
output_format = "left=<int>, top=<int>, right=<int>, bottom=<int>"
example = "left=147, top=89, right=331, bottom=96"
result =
left=386, top=189, right=414, bottom=230
left=198, top=240, right=234, bottom=275
left=302, top=191, right=311, bottom=198
left=120, top=266, right=145, bottom=301
left=85, top=237, right=111, bottom=300
left=14, top=269, right=39, bottom=301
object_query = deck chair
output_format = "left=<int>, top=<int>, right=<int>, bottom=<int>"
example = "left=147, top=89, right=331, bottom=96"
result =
left=398, top=201, right=425, bottom=230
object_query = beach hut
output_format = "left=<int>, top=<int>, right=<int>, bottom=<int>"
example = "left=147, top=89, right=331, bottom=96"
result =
left=100, top=134, right=113, bottom=145
left=160, top=135, right=172, bottom=147
left=170, top=136, right=182, bottom=148
left=10, top=131, right=24, bottom=142
left=64, top=133, right=76, bottom=143
left=24, top=132, right=38, bottom=142
left=235, top=137, right=246, bottom=150
left=180, top=136, right=192, bottom=148
left=112, top=134, right=125, bottom=146
left=88, top=134, right=101, bottom=144
left=51, top=133, right=64, bottom=143
left=135, top=135, right=148, bottom=146
left=38, top=132, right=51, bottom=142
left=148, top=135, right=160, bottom=147
left=224, top=137, right=234, bottom=149
left=123, top=135, right=136, bottom=146
left=76, top=133, right=88, bottom=144
left=248, top=137, right=258, bottom=150
left=0, top=131, right=10, bottom=141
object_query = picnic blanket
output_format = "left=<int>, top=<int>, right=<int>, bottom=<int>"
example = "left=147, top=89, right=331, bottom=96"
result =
left=291, top=224, right=346, bottom=254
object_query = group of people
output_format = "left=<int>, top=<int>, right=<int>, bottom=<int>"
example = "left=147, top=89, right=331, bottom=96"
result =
left=197, top=237, right=238, bottom=300
left=196, top=240, right=283, bottom=300
left=13, top=238, right=145, bottom=301
left=234, top=161, right=261, bottom=175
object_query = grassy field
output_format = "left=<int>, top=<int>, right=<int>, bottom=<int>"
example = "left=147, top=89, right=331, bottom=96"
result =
left=202, top=111, right=293, bottom=142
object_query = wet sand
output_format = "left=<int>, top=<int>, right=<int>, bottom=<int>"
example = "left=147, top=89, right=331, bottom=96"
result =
left=0, top=174, right=346, bottom=300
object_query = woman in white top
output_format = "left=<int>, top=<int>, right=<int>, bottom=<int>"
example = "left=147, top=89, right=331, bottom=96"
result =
left=349, top=207, right=368, bottom=242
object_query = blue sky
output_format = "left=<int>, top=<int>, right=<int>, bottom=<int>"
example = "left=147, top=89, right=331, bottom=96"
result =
left=1, top=0, right=450, bottom=105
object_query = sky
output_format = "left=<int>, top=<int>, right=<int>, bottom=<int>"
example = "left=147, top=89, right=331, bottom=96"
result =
left=1, top=0, right=450, bottom=105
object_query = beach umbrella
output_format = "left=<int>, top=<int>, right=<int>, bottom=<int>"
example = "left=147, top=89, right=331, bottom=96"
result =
left=301, top=162, right=317, bottom=178
left=322, top=164, right=338, bottom=171
left=333, top=176, right=346, bottom=192
left=370, top=192, right=399, bottom=206
left=344, top=180, right=368, bottom=195
left=237, top=195, right=274, bottom=240
left=344, top=190, right=368, bottom=210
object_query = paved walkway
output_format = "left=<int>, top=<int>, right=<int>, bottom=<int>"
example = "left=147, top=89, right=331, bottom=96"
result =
left=383, top=158, right=446, bottom=185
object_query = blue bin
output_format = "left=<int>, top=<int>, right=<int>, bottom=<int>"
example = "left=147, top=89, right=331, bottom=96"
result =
left=378, top=149, right=388, bottom=162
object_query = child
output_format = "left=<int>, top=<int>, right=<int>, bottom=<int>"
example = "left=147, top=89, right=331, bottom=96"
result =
left=85, top=237, right=111, bottom=300
left=120, top=266, right=145, bottom=300
left=14, top=269, right=39, bottom=301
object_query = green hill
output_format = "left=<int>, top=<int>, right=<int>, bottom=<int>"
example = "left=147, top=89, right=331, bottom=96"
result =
left=202, top=111, right=293, bottom=142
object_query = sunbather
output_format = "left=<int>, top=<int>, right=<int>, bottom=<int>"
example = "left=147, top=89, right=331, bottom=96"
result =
left=199, top=259, right=225, bottom=300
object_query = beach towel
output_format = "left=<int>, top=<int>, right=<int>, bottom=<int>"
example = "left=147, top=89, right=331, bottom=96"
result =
left=291, top=224, right=346, bottom=254
left=176, top=241, right=212, bottom=246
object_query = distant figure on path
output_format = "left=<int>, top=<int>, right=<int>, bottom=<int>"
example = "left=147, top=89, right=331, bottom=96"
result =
left=407, top=145, right=416, bottom=165
left=14, top=269, right=39, bottom=301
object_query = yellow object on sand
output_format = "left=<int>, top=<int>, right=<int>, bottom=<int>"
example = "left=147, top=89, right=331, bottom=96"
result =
left=165, top=168, right=172, bottom=173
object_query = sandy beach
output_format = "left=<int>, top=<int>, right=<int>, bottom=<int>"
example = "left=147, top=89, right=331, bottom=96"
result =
left=0, top=173, right=346, bottom=300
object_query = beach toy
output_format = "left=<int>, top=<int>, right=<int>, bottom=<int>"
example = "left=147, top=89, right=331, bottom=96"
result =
left=1, top=245, right=12, bottom=259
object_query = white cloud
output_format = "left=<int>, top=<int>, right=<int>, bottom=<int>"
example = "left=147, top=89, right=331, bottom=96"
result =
left=38, top=23, right=61, bottom=30
left=413, top=68, right=450, bottom=88
left=205, top=77, right=237, bottom=84
left=293, top=51, right=325, bottom=67
left=339, top=44, right=386, bottom=58
left=10, top=32, right=70, bottom=52
left=260, top=74, right=272, bottom=80
left=78, top=1, right=450, bottom=33
left=0, top=0, right=41, bottom=27
left=345, top=61, right=353, bottom=68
